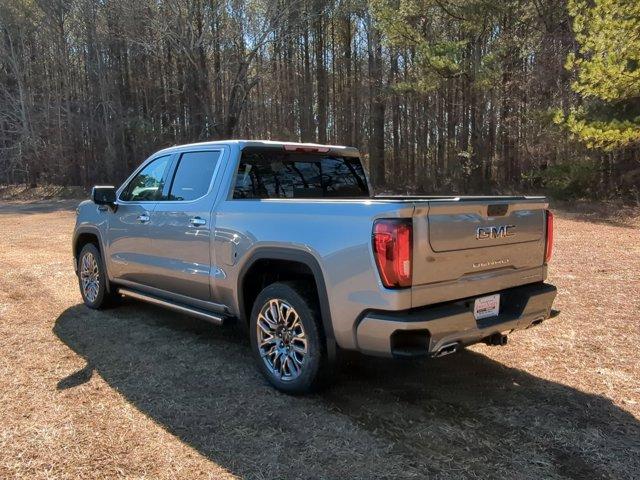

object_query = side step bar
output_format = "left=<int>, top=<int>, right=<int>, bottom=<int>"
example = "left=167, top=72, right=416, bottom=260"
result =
left=118, top=288, right=224, bottom=325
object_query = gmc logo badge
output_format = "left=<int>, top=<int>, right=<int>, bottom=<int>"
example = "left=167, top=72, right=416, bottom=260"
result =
left=476, top=225, right=516, bottom=240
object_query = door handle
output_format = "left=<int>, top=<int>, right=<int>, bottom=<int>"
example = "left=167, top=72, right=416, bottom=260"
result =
left=137, top=213, right=150, bottom=223
left=189, top=216, right=206, bottom=227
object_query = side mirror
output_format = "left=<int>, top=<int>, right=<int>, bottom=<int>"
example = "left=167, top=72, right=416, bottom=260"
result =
left=92, top=186, right=117, bottom=207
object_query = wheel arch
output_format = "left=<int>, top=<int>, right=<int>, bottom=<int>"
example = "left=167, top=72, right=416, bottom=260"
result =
left=73, top=226, right=112, bottom=292
left=237, top=247, right=336, bottom=360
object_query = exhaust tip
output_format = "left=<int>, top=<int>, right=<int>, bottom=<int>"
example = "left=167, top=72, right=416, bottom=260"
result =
left=434, top=342, right=458, bottom=358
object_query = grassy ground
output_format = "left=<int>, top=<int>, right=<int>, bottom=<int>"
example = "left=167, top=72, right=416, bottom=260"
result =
left=0, top=200, right=638, bottom=479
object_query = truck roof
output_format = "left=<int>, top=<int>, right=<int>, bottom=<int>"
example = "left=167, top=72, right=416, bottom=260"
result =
left=156, top=139, right=360, bottom=157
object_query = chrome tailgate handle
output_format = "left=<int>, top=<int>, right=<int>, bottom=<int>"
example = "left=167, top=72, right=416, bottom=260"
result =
left=190, top=216, right=206, bottom=227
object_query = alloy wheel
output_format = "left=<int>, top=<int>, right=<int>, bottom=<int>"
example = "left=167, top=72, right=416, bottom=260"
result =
left=80, top=252, right=100, bottom=302
left=256, top=298, right=308, bottom=381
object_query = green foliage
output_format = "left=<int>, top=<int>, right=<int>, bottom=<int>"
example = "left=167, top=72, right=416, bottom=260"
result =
left=523, top=160, right=603, bottom=200
left=369, top=0, right=536, bottom=93
left=555, top=108, right=640, bottom=150
left=567, top=0, right=640, bottom=102
left=370, top=0, right=467, bottom=91
left=475, top=51, right=501, bottom=90
left=559, top=0, right=640, bottom=150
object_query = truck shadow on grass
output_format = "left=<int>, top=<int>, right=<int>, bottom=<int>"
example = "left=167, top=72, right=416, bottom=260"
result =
left=54, top=302, right=640, bottom=480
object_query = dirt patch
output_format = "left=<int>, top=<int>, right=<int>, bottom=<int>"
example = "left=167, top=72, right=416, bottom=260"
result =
left=551, top=199, right=640, bottom=228
left=0, top=201, right=638, bottom=479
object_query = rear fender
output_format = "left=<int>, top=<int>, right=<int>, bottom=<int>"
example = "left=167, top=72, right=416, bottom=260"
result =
left=237, top=247, right=336, bottom=360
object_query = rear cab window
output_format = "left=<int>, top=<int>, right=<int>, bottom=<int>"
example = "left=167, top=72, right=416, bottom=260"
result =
left=233, top=147, right=370, bottom=199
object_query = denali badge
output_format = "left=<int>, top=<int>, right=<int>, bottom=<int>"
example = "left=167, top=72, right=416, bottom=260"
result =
left=476, top=224, right=516, bottom=240
left=473, top=258, right=510, bottom=268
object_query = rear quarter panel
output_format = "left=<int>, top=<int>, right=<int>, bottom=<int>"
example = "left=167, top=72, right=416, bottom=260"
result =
left=213, top=199, right=415, bottom=350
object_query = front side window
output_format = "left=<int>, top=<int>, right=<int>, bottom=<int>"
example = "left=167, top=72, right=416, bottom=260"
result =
left=120, top=155, right=171, bottom=202
left=233, top=148, right=370, bottom=199
left=167, top=151, right=221, bottom=201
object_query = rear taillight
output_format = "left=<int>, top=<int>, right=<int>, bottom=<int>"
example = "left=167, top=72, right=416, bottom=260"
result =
left=545, top=210, right=554, bottom=263
left=372, top=219, right=412, bottom=288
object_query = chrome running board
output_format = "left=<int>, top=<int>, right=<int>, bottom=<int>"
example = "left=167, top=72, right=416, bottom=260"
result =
left=118, top=288, right=224, bottom=325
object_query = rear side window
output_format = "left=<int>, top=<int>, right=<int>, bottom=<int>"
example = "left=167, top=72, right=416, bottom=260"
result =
left=120, top=155, right=171, bottom=202
left=167, top=151, right=220, bottom=201
left=233, top=149, right=369, bottom=199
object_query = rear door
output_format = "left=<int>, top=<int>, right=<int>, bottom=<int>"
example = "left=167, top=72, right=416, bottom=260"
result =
left=148, top=148, right=225, bottom=301
left=411, top=198, right=548, bottom=306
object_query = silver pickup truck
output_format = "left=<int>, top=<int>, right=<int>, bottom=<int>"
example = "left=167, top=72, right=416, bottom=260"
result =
left=74, top=140, right=557, bottom=393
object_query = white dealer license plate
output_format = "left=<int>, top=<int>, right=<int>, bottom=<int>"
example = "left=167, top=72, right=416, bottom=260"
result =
left=474, top=294, right=500, bottom=320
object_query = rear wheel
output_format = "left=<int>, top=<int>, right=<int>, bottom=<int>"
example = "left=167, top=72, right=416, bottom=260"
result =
left=77, top=243, right=118, bottom=309
left=250, top=282, right=327, bottom=394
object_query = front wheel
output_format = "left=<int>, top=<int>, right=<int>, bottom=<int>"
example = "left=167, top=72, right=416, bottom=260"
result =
left=77, top=243, right=117, bottom=309
left=250, top=282, right=327, bottom=394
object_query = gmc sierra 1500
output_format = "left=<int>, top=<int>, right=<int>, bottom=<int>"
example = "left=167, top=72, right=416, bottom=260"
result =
left=74, top=140, right=557, bottom=393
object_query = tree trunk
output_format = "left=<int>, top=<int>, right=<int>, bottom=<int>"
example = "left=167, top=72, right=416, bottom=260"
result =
left=368, top=18, right=385, bottom=189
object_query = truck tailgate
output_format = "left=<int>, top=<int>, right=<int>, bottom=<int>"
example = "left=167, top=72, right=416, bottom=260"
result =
left=411, top=197, right=548, bottom=308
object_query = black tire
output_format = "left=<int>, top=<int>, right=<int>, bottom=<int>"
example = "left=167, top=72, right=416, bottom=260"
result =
left=77, top=243, right=118, bottom=309
left=250, top=281, right=328, bottom=394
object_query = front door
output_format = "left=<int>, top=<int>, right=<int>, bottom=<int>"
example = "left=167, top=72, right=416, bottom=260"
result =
left=107, top=154, right=173, bottom=285
left=149, top=149, right=224, bottom=301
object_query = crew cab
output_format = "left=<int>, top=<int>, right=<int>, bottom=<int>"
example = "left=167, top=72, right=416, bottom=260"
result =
left=73, top=140, right=557, bottom=393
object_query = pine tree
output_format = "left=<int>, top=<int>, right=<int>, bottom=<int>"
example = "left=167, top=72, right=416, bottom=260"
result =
left=557, top=0, right=640, bottom=150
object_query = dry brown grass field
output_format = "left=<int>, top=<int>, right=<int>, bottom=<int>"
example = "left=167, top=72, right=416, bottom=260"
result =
left=0, top=199, right=638, bottom=479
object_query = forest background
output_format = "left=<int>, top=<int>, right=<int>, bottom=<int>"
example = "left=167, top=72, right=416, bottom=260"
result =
left=1, top=0, right=638, bottom=200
